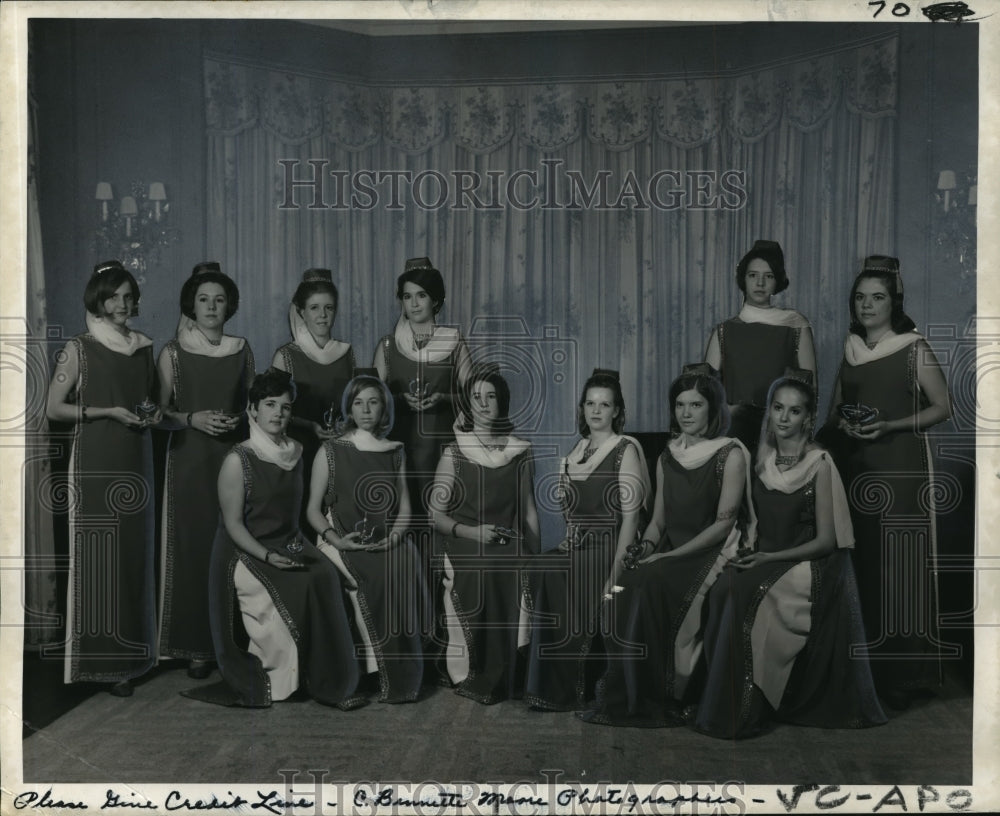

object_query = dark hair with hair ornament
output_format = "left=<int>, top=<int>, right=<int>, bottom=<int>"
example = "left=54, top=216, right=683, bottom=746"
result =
left=83, top=260, right=141, bottom=317
left=292, top=268, right=339, bottom=313
left=848, top=255, right=916, bottom=338
left=396, top=257, right=446, bottom=315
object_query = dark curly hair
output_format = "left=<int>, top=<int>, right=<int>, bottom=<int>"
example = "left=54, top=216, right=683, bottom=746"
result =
left=249, top=367, right=297, bottom=409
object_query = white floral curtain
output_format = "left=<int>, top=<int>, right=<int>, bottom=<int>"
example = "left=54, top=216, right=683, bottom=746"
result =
left=204, top=34, right=897, bottom=438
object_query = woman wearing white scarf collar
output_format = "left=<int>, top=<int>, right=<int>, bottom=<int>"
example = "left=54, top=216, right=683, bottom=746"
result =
left=305, top=373, right=424, bottom=703
left=819, top=256, right=951, bottom=711
left=694, top=374, right=887, bottom=739
left=185, top=369, right=363, bottom=709
left=525, top=369, right=651, bottom=711
left=429, top=367, right=540, bottom=703
left=272, top=269, right=355, bottom=473
left=157, top=262, right=255, bottom=680
left=46, top=261, right=158, bottom=697
left=373, top=258, right=471, bottom=522
left=580, top=365, right=752, bottom=728
left=705, top=239, right=816, bottom=453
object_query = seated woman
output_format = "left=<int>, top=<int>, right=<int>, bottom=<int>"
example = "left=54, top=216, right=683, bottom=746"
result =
left=580, top=364, right=752, bottom=727
left=429, top=365, right=541, bottom=704
left=694, top=372, right=887, bottom=739
left=525, top=368, right=650, bottom=711
left=306, top=370, right=425, bottom=703
left=183, top=368, right=362, bottom=709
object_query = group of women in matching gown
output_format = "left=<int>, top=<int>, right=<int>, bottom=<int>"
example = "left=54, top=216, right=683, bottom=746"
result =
left=47, top=242, right=951, bottom=737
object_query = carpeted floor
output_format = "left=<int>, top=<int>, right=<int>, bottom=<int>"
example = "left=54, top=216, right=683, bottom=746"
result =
left=20, top=664, right=972, bottom=785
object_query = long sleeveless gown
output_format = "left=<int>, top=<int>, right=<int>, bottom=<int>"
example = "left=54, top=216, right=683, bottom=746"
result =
left=831, top=342, right=943, bottom=694
left=437, top=444, right=536, bottom=704
left=63, top=335, right=157, bottom=683
left=581, top=441, right=738, bottom=726
left=159, top=341, right=253, bottom=661
left=188, top=446, right=361, bottom=707
left=695, top=467, right=886, bottom=739
left=525, top=438, right=634, bottom=710
left=319, top=437, right=424, bottom=703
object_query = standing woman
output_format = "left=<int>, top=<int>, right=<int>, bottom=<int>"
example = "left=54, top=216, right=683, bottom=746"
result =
left=46, top=260, right=160, bottom=697
left=306, top=371, right=425, bottom=703
left=429, top=366, right=541, bottom=704
left=694, top=373, right=887, bottom=739
left=272, top=268, right=355, bottom=471
left=705, top=239, right=816, bottom=452
left=374, top=256, right=471, bottom=515
left=158, top=262, right=254, bottom=679
left=821, top=256, right=951, bottom=710
left=580, top=364, right=752, bottom=727
left=525, top=369, right=650, bottom=711
left=184, top=369, right=362, bottom=708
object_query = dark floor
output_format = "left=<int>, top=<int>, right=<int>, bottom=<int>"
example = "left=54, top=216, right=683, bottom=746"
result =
left=19, top=656, right=972, bottom=785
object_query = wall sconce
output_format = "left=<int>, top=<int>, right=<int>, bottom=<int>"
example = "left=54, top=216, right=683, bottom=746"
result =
left=933, top=167, right=976, bottom=294
left=93, top=181, right=180, bottom=282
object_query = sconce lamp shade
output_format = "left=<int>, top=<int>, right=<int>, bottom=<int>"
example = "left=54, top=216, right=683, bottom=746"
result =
left=120, top=196, right=138, bottom=216
left=148, top=182, right=166, bottom=201
left=95, top=182, right=113, bottom=201
left=937, top=170, right=957, bottom=191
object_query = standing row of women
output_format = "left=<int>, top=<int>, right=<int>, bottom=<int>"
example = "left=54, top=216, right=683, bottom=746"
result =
left=47, top=244, right=951, bottom=737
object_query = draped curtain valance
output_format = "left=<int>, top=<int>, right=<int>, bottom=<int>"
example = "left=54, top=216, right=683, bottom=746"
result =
left=204, top=36, right=897, bottom=152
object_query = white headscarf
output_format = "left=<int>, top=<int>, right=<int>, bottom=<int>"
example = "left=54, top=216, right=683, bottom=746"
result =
left=737, top=303, right=810, bottom=328
left=245, top=409, right=301, bottom=471
left=393, top=313, right=459, bottom=363
left=85, top=312, right=152, bottom=356
left=844, top=330, right=921, bottom=366
left=288, top=302, right=351, bottom=365
left=176, top=315, right=245, bottom=357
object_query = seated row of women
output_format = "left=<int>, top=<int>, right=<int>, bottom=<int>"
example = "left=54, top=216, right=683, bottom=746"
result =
left=174, top=362, right=885, bottom=740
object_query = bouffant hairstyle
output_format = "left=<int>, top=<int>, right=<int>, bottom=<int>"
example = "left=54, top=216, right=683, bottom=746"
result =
left=735, top=239, right=789, bottom=296
left=292, top=272, right=339, bottom=313
left=179, top=266, right=240, bottom=321
left=848, top=265, right=916, bottom=338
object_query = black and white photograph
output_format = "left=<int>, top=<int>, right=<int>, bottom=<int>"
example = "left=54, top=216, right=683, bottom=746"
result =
left=0, top=0, right=995, bottom=812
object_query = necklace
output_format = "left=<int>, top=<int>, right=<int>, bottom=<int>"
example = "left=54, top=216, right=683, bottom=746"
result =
left=196, top=326, right=222, bottom=346
left=473, top=430, right=505, bottom=452
left=774, top=453, right=802, bottom=468
left=410, top=324, right=434, bottom=350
